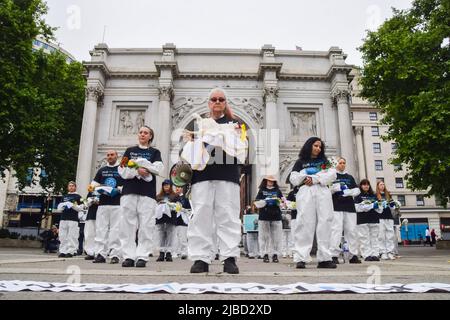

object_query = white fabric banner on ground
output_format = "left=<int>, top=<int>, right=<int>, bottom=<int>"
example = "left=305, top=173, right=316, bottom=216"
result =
left=0, top=281, right=449, bottom=294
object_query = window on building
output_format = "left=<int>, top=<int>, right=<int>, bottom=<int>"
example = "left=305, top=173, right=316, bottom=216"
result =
left=350, top=112, right=354, bottom=120
left=369, top=112, right=378, bottom=121
left=391, top=143, right=398, bottom=154
left=376, top=177, right=384, bottom=183
left=395, top=178, right=404, bottom=188
left=371, top=126, right=380, bottom=136
left=397, top=195, right=406, bottom=206
left=373, top=143, right=381, bottom=153
left=394, top=164, right=403, bottom=171
left=375, top=160, right=383, bottom=171
left=416, top=195, right=425, bottom=206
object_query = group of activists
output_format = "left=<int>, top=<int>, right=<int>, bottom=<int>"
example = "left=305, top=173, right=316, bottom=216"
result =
left=56, top=87, right=401, bottom=274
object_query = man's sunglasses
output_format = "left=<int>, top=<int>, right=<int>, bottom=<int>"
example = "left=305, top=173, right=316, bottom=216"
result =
left=210, top=97, right=226, bottom=103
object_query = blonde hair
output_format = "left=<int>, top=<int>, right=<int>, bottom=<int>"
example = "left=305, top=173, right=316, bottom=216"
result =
left=376, top=180, right=391, bottom=201
left=208, top=87, right=235, bottom=120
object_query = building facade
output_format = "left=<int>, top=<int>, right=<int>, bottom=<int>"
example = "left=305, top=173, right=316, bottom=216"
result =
left=2, top=43, right=448, bottom=241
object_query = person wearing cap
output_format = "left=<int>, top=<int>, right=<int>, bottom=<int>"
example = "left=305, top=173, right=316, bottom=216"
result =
left=185, top=87, right=245, bottom=274
left=254, top=175, right=285, bottom=263
left=117, top=126, right=164, bottom=268
left=154, top=179, right=178, bottom=262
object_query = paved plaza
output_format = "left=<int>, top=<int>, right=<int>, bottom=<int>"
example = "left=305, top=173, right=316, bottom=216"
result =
left=0, top=246, right=449, bottom=300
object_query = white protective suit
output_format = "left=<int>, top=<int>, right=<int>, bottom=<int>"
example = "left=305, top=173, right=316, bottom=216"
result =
left=289, top=165, right=337, bottom=263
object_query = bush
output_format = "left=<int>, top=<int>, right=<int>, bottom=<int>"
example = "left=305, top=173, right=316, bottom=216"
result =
left=28, top=235, right=37, bottom=241
left=0, top=228, right=10, bottom=239
left=20, top=235, right=29, bottom=240
left=9, top=232, right=20, bottom=239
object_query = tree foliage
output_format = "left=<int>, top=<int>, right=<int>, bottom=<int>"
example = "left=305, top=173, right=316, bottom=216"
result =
left=0, top=0, right=85, bottom=194
left=359, top=0, right=450, bottom=205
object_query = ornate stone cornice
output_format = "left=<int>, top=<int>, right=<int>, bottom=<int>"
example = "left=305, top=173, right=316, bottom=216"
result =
left=326, top=65, right=353, bottom=81
left=85, top=84, right=104, bottom=102
left=263, top=86, right=279, bottom=103
left=154, top=61, right=179, bottom=77
left=258, top=62, right=283, bottom=79
left=158, top=86, right=174, bottom=102
left=177, top=72, right=258, bottom=80
left=83, top=61, right=111, bottom=78
left=109, top=71, right=159, bottom=79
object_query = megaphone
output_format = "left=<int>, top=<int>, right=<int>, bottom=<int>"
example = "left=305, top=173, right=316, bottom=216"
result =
left=170, top=162, right=193, bottom=187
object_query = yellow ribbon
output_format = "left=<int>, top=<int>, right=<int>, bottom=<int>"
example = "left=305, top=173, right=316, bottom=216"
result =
left=240, top=124, right=247, bottom=141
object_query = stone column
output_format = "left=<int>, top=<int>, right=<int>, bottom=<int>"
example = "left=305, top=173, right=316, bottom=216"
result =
left=333, top=89, right=357, bottom=176
left=259, top=44, right=282, bottom=179
left=157, top=85, right=173, bottom=178
left=354, top=126, right=366, bottom=180
left=264, top=86, right=279, bottom=131
left=262, top=85, right=280, bottom=177
left=76, top=83, right=104, bottom=196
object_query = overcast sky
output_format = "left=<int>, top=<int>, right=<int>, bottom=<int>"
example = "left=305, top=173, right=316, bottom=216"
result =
left=44, top=0, right=413, bottom=67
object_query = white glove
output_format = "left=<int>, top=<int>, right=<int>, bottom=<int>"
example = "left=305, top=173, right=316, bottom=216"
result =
left=254, top=200, right=266, bottom=209
left=289, top=171, right=306, bottom=186
left=342, top=189, right=353, bottom=197
left=118, top=165, right=137, bottom=180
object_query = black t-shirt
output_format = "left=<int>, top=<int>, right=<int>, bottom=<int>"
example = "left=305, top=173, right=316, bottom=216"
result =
left=286, top=188, right=298, bottom=220
left=190, top=116, right=242, bottom=186
left=93, top=165, right=123, bottom=206
left=332, top=173, right=358, bottom=213
left=355, top=192, right=380, bottom=225
left=256, top=187, right=283, bottom=221
left=121, top=146, right=162, bottom=199
left=60, top=193, right=82, bottom=222
left=291, top=157, right=328, bottom=176
left=175, top=194, right=191, bottom=226
left=378, top=193, right=394, bottom=220
left=155, top=193, right=178, bottom=225
left=86, top=192, right=98, bottom=221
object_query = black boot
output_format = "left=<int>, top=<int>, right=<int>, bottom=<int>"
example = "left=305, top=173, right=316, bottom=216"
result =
left=263, top=254, right=269, bottom=263
left=190, top=260, right=209, bottom=273
left=317, top=261, right=337, bottom=269
left=332, top=256, right=340, bottom=264
left=223, top=257, right=239, bottom=274
left=122, top=259, right=135, bottom=267
left=349, top=255, right=362, bottom=264
left=110, top=256, right=119, bottom=264
left=165, top=252, right=173, bottom=262
left=156, top=251, right=165, bottom=262
left=296, top=261, right=306, bottom=269
left=272, top=254, right=279, bottom=263
left=92, top=254, right=106, bottom=263
left=136, top=259, right=147, bottom=268
left=84, top=255, right=95, bottom=261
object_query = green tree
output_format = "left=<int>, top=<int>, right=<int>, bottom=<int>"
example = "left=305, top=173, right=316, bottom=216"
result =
left=13, top=50, right=86, bottom=193
left=0, top=0, right=85, bottom=194
left=1, top=0, right=52, bottom=172
left=358, top=0, right=450, bottom=205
